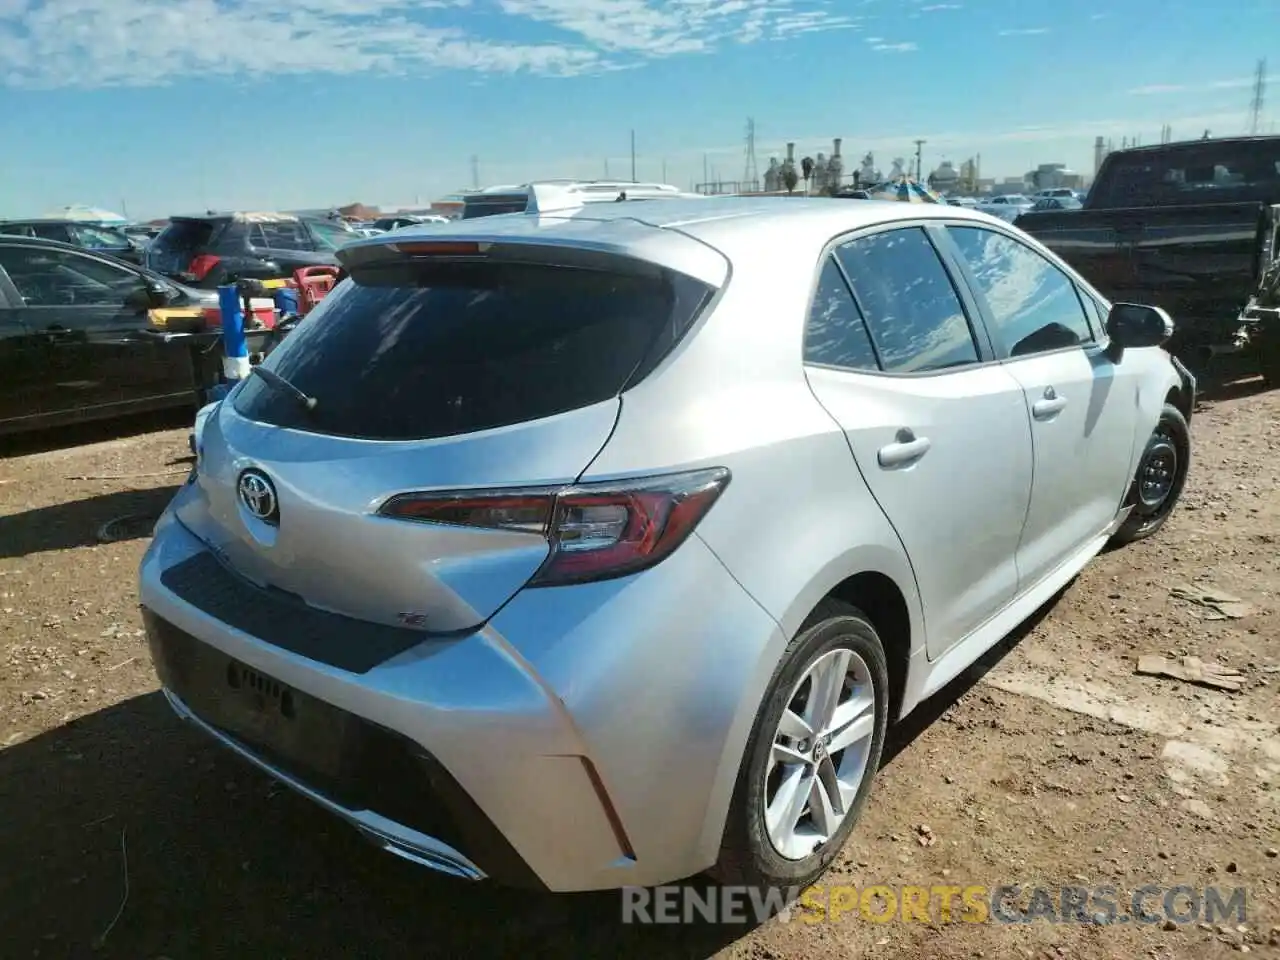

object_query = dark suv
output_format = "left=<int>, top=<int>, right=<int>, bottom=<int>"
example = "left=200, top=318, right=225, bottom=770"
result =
left=0, top=219, right=143, bottom=264
left=145, top=213, right=350, bottom=288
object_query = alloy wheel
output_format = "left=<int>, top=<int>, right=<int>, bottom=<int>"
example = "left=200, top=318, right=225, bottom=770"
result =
left=763, top=647, right=877, bottom=861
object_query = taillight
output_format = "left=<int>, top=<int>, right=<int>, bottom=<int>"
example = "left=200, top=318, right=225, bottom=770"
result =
left=378, top=468, right=730, bottom=586
left=189, top=254, right=222, bottom=281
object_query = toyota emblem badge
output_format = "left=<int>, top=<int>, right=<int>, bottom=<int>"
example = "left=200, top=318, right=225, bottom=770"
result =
left=237, top=469, right=279, bottom=525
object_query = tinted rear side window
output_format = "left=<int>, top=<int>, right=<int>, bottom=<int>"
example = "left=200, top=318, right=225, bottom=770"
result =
left=233, top=260, right=712, bottom=440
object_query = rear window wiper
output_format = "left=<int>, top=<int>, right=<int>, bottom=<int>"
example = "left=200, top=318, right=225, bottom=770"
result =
left=251, top=365, right=318, bottom=411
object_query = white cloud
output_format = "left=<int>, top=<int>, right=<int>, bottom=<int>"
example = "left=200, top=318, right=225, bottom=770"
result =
left=919, top=3, right=960, bottom=10
left=997, top=26, right=1049, bottom=36
left=871, top=41, right=916, bottom=52
left=0, top=0, right=861, bottom=87
left=1128, top=77, right=1257, bottom=96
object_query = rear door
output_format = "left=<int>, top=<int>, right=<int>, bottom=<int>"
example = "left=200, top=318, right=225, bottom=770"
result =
left=803, top=225, right=1034, bottom=659
left=179, top=245, right=718, bottom=632
left=944, top=224, right=1139, bottom=588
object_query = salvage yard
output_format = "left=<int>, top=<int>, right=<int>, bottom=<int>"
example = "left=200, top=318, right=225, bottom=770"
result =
left=0, top=383, right=1277, bottom=960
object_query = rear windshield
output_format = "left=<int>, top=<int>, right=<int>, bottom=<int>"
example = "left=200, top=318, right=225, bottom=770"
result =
left=148, top=219, right=224, bottom=270
left=1093, top=140, right=1280, bottom=208
left=232, top=259, right=713, bottom=440
left=461, top=195, right=530, bottom=219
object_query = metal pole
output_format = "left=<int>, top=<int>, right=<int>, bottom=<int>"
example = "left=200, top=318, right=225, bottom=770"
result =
left=630, top=130, right=637, bottom=181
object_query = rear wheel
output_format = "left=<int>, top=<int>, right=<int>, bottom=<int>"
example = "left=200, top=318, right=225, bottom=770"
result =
left=713, top=599, right=888, bottom=890
left=1110, top=402, right=1191, bottom=546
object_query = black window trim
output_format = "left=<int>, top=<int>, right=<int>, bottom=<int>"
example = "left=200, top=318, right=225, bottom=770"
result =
left=802, top=219, right=999, bottom=379
left=938, top=219, right=1110, bottom=363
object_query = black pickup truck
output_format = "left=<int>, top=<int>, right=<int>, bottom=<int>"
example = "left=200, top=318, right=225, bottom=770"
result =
left=1016, top=136, right=1280, bottom=383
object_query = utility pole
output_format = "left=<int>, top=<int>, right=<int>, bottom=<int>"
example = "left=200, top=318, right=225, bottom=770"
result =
left=1248, top=58, right=1267, bottom=135
left=703, top=154, right=709, bottom=193
left=743, top=118, right=760, bottom=192
left=913, top=139, right=925, bottom=180
left=662, top=158, right=667, bottom=182
left=605, top=157, right=611, bottom=178
left=470, top=155, right=479, bottom=189
left=630, top=130, right=637, bottom=182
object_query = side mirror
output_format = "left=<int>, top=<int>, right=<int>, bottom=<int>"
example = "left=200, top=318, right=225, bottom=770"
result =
left=1105, top=302, right=1174, bottom=360
left=126, top=279, right=171, bottom=310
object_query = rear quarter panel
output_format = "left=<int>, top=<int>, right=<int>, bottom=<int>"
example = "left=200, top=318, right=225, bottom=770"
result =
left=577, top=234, right=925, bottom=858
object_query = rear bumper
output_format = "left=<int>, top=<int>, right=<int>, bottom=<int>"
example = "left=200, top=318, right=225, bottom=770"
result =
left=139, top=507, right=785, bottom=891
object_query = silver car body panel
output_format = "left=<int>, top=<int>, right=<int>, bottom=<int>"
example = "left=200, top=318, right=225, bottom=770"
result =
left=142, top=197, right=1186, bottom=891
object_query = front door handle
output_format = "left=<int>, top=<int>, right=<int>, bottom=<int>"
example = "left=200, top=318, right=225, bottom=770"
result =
left=1032, top=387, right=1068, bottom=420
left=878, top=428, right=932, bottom=468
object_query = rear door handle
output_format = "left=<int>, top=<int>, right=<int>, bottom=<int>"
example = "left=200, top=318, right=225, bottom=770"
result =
left=878, top=429, right=932, bottom=468
left=1032, top=387, right=1068, bottom=420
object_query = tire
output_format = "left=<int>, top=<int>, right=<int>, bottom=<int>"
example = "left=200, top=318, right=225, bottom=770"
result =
left=1110, top=402, right=1191, bottom=546
left=712, top=598, right=889, bottom=890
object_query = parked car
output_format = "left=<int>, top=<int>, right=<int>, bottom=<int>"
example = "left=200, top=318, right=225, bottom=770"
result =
left=1015, top=136, right=1280, bottom=379
left=0, top=218, right=144, bottom=264
left=370, top=214, right=449, bottom=232
left=975, top=194, right=1035, bottom=222
left=1023, top=196, right=1083, bottom=213
left=145, top=212, right=340, bottom=288
left=141, top=197, right=1194, bottom=894
left=0, top=236, right=222, bottom=435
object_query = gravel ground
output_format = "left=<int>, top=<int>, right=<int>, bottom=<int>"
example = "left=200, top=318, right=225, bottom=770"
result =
left=0, top=382, right=1277, bottom=960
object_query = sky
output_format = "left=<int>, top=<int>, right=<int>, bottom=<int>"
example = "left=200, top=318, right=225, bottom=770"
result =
left=0, top=0, right=1275, bottom=219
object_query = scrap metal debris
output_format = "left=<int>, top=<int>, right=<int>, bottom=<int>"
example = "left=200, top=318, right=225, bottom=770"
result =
left=1135, top=654, right=1247, bottom=693
left=1168, top=583, right=1255, bottom=620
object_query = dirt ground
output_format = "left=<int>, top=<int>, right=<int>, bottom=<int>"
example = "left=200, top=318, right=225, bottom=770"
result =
left=1, top=381, right=1277, bottom=960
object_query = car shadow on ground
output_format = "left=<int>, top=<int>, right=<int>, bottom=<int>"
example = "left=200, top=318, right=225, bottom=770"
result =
left=0, top=591, right=1067, bottom=960
left=0, top=408, right=192, bottom=459
left=0, top=484, right=180, bottom=560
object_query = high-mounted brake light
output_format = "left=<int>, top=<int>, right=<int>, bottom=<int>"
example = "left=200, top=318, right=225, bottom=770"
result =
left=378, top=468, right=730, bottom=586
left=390, top=241, right=488, bottom=256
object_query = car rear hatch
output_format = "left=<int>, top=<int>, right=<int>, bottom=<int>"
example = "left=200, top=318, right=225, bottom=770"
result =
left=147, top=217, right=230, bottom=282
left=174, top=226, right=726, bottom=634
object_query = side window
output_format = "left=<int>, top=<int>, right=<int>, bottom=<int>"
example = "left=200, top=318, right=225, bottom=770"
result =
left=949, top=226, right=1094, bottom=358
left=0, top=224, right=36, bottom=237
left=803, top=256, right=879, bottom=371
left=834, top=227, right=979, bottom=373
left=253, top=221, right=315, bottom=251
left=0, top=247, right=141, bottom=307
left=31, top=224, right=68, bottom=241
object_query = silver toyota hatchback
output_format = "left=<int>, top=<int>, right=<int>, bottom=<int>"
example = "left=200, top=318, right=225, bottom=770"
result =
left=141, top=197, right=1194, bottom=893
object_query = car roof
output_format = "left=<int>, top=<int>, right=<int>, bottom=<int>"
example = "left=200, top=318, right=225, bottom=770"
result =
left=337, top=196, right=1012, bottom=288
left=350, top=196, right=1002, bottom=250
left=169, top=211, right=299, bottom=223
left=0, top=218, right=122, bottom=226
